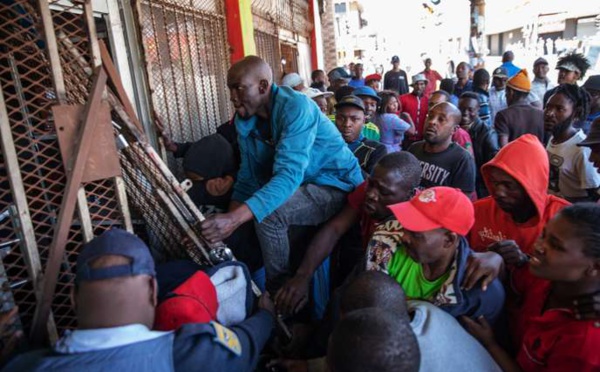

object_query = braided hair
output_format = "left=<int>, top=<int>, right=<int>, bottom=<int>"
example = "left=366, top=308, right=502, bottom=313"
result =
left=556, top=52, right=591, bottom=79
left=552, top=83, right=591, bottom=121
left=559, top=203, right=600, bottom=260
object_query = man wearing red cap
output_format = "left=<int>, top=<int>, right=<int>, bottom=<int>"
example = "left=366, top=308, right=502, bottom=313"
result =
left=383, top=187, right=505, bottom=323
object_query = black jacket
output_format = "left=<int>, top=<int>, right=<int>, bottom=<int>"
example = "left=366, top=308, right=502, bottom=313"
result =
left=465, top=118, right=499, bottom=198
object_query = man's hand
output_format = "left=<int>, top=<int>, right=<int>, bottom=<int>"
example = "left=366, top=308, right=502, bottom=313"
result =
left=462, top=315, right=497, bottom=349
left=154, top=114, right=178, bottom=153
left=462, top=251, right=503, bottom=291
left=573, top=291, right=600, bottom=320
left=0, top=307, right=23, bottom=365
left=258, top=292, right=276, bottom=316
left=274, top=274, right=311, bottom=316
left=487, top=240, right=528, bottom=267
left=200, top=213, right=241, bottom=242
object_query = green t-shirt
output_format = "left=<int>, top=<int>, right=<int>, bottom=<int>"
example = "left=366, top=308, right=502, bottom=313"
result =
left=387, top=247, right=450, bottom=301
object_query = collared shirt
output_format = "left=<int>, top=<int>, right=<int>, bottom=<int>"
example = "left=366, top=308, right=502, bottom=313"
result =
left=530, top=77, right=555, bottom=103
left=54, top=324, right=169, bottom=353
left=488, top=86, right=507, bottom=124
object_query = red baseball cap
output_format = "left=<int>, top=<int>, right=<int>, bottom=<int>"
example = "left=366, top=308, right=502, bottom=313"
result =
left=154, top=271, right=218, bottom=331
left=388, top=187, right=474, bottom=236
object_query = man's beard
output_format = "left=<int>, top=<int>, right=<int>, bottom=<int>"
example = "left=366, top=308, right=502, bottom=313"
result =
left=551, top=115, right=575, bottom=137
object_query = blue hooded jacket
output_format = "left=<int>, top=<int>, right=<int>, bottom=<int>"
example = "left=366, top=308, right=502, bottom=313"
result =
left=232, top=84, right=363, bottom=222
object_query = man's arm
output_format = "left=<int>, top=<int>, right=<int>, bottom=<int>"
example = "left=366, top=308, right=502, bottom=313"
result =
left=493, top=112, right=509, bottom=148
left=275, top=205, right=360, bottom=315
left=484, top=129, right=500, bottom=163
left=400, top=71, right=409, bottom=94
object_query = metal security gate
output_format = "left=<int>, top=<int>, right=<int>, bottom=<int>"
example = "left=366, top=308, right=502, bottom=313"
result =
left=136, top=0, right=231, bottom=144
left=254, top=30, right=282, bottom=82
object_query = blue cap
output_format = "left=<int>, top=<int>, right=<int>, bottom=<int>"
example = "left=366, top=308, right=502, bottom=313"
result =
left=76, top=229, right=156, bottom=284
left=328, top=67, right=352, bottom=81
left=353, top=86, right=381, bottom=102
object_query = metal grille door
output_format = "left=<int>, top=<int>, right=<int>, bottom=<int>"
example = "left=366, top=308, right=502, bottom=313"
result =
left=137, top=0, right=231, bottom=144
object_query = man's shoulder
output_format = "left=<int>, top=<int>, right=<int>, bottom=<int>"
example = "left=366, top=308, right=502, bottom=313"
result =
left=407, top=141, right=425, bottom=153
left=361, top=138, right=386, bottom=151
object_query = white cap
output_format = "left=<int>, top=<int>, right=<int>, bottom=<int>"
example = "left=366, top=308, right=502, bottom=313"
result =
left=281, top=73, right=303, bottom=88
left=304, top=88, right=333, bottom=99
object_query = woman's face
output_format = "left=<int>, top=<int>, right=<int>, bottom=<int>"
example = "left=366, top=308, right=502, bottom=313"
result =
left=385, top=96, right=399, bottom=114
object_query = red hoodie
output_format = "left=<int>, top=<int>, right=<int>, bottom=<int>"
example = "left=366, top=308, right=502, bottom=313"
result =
left=469, top=134, right=570, bottom=257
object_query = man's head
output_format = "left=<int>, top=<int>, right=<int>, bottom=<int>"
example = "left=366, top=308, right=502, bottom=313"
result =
left=502, top=51, right=514, bottom=63
left=533, top=58, right=549, bottom=80
left=390, top=187, right=475, bottom=265
left=544, top=84, right=591, bottom=136
left=353, top=86, right=381, bottom=120
left=73, top=229, right=157, bottom=330
left=365, top=74, right=382, bottom=91
left=311, top=69, right=327, bottom=85
left=456, top=62, right=472, bottom=80
left=583, top=75, right=600, bottom=114
left=492, top=67, right=508, bottom=91
left=473, top=68, right=490, bottom=91
left=305, top=88, right=333, bottom=114
left=328, top=67, right=352, bottom=92
left=578, top=118, right=600, bottom=173
left=364, top=152, right=422, bottom=220
left=335, top=95, right=366, bottom=143
left=458, top=92, right=480, bottom=127
left=411, top=74, right=428, bottom=97
left=555, top=52, right=591, bottom=84
left=227, top=56, right=273, bottom=120
left=327, top=308, right=420, bottom=372
left=424, top=58, right=432, bottom=70
left=439, top=79, right=455, bottom=96
left=391, top=55, right=400, bottom=69
left=340, top=271, right=408, bottom=318
left=423, top=102, right=461, bottom=147
left=506, top=69, right=531, bottom=105
left=281, top=72, right=305, bottom=91
left=428, top=90, right=450, bottom=110
left=486, top=166, right=534, bottom=217
left=353, top=63, right=364, bottom=79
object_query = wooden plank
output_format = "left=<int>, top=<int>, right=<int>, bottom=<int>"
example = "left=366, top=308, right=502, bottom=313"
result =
left=99, top=40, right=145, bottom=134
left=83, top=0, right=101, bottom=68
left=114, top=176, right=134, bottom=233
left=0, top=82, right=59, bottom=342
left=30, top=67, right=108, bottom=344
left=36, top=0, right=67, bottom=103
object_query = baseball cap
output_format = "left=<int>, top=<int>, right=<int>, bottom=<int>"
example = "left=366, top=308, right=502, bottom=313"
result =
left=492, top=67, right=508, bottom=78
left=578, top=118, right=600, bottom=147
left=335, top=95, right=365, bottom=111
left=328, top=67, right=352, bottom=82
left=154, top=271, right=218, bottom=330
left=281, top=72, right=303, bottom=88
left=76, top=229, right=155, bottom=284
left=304, top=87, right=333, bottom=99
left=365, top=73, right=382, bottom=83
left=388, top=187, right=475, bottom=236
left=556, top=61, right=581, bottom=73
left=506, top=69, right=531, bottom=93
left=411, top=73, right=428, bottom=85
left=353, top=86, right=381, bottom=102
left=391, top=55, right=400, bottom=63
left=533, top=57, right=548, bottom=67
left=583, top=75, right=600, bottom=92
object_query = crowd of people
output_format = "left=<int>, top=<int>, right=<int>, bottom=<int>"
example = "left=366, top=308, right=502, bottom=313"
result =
left=2, top=51, right=600, bottom=372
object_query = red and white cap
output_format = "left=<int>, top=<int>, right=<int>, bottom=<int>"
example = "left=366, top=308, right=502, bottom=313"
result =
left=388, top=187, right=474, bottom=236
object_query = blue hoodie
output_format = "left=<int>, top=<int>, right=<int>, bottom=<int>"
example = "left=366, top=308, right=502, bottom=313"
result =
left=232, top=84, right=363, bottom=222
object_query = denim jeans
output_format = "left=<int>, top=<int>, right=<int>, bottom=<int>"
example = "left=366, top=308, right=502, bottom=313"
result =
left=254, top=184, right=347, bottom=292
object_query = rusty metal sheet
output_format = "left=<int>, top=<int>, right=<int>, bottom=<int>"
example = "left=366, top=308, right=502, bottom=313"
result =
left=53, top=103, right=121, bottom=183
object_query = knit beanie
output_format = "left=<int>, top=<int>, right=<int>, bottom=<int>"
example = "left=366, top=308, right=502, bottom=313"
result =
left=183, top=134, right=235, bottom=179
left=506, top=69, right=531, bottom=93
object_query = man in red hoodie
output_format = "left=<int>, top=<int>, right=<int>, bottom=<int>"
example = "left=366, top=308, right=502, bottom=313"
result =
left=469, top=134, right=569, bottom=267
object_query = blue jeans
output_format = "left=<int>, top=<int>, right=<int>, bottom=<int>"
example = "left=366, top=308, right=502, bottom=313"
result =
left=254, top=184, right=347, bottom=292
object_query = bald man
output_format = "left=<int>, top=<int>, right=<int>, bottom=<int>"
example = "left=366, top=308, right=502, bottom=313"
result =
left=407, top=102, right=476, bottom=194
left=201, top=56, right=363, bottom=292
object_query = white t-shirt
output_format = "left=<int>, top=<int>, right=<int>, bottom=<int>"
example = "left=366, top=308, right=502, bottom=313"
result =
left=408, top=301, right=502, bottom=372
left=547, top=130, right=600, bottom=199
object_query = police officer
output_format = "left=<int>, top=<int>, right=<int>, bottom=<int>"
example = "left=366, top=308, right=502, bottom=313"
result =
left=3, top=229, right=275, bottom=372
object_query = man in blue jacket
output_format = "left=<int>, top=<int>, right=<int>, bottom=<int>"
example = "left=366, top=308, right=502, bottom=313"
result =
left=201, top=56, right=363, bottom=292
left=3, top=229, right=274, bottom=372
